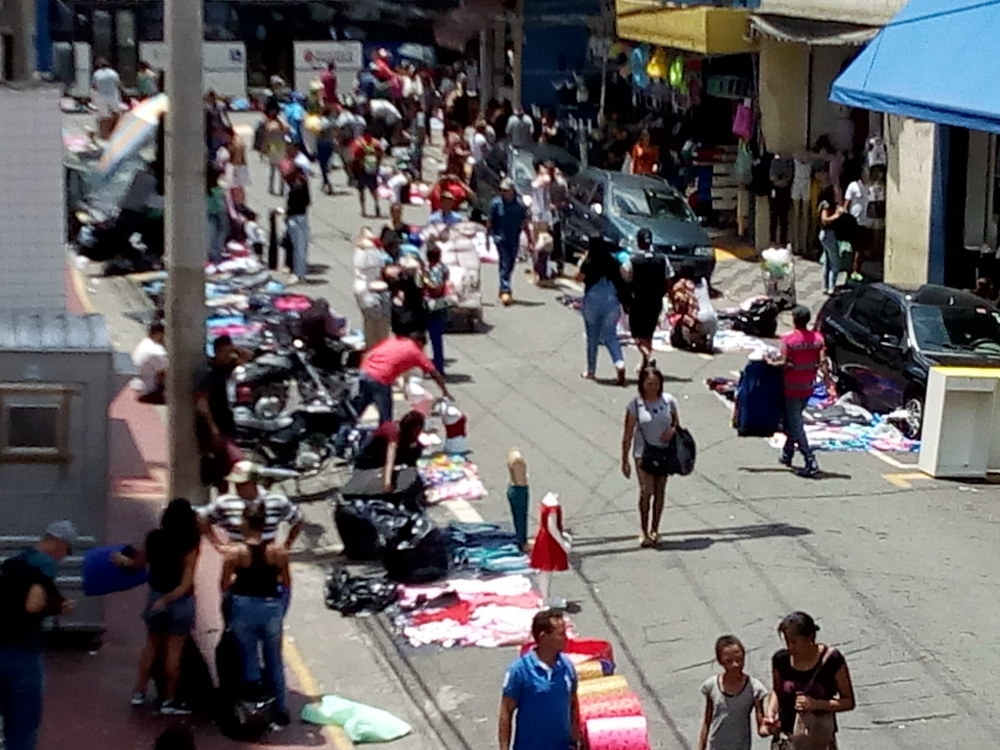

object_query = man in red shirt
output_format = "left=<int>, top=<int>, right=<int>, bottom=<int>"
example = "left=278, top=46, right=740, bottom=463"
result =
left=355, top=331, right=451, bottom=424
left=429, top=173, right=471, bottom=212
left=320, top=62, right=338, bottom=106
left=770, top=306, right=829, bottom=478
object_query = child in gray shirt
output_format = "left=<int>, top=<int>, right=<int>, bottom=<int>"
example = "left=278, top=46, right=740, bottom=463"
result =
left=698, top=635, right=768, bottom=750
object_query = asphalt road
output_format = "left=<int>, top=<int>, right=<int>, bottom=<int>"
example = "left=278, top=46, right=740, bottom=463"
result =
left=82, top=112, right=1000, bottom=750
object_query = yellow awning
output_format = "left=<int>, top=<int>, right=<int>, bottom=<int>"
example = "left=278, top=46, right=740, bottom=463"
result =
left=615, top=1, right=755, bottom=56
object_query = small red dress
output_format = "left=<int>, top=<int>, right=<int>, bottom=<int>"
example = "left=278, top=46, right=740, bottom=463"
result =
left=530, top=502, right=569, bottom=572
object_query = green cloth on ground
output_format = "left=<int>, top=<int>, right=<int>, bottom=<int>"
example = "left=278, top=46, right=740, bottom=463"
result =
left=301, top=695, right=413, bottom=743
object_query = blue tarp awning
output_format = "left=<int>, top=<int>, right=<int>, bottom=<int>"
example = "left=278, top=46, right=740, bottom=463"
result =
left=831, top=0, right=1000, bottom=134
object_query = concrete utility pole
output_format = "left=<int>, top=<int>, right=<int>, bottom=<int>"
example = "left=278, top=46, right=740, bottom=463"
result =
left=164, top=0, right=207, bottom=504
left=512, top=0, right=524, bottom=106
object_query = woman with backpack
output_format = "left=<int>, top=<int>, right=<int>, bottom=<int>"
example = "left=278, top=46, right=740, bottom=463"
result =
left=222, top=502, right=291, bottom=728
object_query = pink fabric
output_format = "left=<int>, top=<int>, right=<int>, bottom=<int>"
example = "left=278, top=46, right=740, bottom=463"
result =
left=585, top=716, right=651, bottom=750
left=274, top=294, right=313, bottom=312
left=362, top=336, right=436, bottom=385
left=732, top=103, right=754, bottom=141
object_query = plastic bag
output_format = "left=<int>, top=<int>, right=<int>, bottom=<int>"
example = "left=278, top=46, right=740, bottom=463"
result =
left=82, top=545, right=148, bottom=596
left=301, top=695, right=412, bottom=743
left=324, top=568, right=399, bottom=617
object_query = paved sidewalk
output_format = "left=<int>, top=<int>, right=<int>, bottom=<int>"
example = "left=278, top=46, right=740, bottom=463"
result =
left=42, top=273, right=345, bottom=750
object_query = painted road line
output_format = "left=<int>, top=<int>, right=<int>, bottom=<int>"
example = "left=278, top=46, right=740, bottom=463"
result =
left=284, top=623, right=357, bottom=750
left=714, top=246, right=757, bottom=262
left=442, top=497, right=485, bottom=523
left=868, top=448, right=916, bottom=470
left=882, top=472, right=933, bottom=489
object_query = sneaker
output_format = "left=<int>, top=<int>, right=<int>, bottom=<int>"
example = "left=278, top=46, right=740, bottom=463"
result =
left=130, top=691, right=146, bottom=707
left=499, top=292, right=512, bottom=307
left=779, top=453, right=794, bottom=468
left=271, top=709, right=291, bottom=729
left=798, top=461, right=821, bottom=478
left=160, top=700, right=192, bottom=716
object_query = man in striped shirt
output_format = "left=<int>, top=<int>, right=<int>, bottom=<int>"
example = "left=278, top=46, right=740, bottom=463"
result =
left=200, top=461, right=304, bottom=549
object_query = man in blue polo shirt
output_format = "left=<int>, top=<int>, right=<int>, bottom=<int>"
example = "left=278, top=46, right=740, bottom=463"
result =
left=499, top=609, right=580, bottom=750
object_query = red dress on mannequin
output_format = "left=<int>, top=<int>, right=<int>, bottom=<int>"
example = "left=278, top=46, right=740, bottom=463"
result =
left=530, top=502, right=569, bottom=572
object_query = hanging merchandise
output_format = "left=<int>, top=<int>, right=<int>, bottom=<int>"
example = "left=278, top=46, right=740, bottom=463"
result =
left=646, top=48, right=667, bottom=80
left=630, top=46, right=650, bottom=88
left=668, top=57, right=686, bottom=89
left=732, top=99, right=754, bottom=141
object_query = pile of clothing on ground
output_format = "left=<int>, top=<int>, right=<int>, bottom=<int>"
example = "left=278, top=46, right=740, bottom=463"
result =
left=417, top=454, right=487, bottom=504
left=444, top=522, right=529, bottom=576
left=135, top=239, right=363, bottom=351
left=707, top=361, right=920, bottom=453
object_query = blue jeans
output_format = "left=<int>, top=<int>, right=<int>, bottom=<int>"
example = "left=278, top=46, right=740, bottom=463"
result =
left=0, top=645, right=44, bottom=750
left=354, top=372, right=393, bottom=424
left=230, top=594, right=287, bottom=713
left=496, top=239, right=518, bottom=294
left=427, top=311, right=446, bottom=374
left=316, top=140, right=334, bottom=187
left=268, top=164, right=285, bottom=196
left=287, top=214, right=309, bottom=278
left=207, top=213, right=226, bottom=264
left=582, top=278, right=624, bottom=374
left=783, top=396, right=815, bottom=462
left=820, top=230, right=839, bottom=292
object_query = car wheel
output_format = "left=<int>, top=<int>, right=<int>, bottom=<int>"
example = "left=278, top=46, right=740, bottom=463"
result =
left=901, top=391, right=924, bottom=439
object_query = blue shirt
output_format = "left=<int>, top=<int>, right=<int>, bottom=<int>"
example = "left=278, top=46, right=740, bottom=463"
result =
left=426, top=210, right=463, bottom=227
left=18, top=549, right=59, bottom=581
left=503, top=650, right=577, bottom=750
left=489, top=195, right=528, bottom=246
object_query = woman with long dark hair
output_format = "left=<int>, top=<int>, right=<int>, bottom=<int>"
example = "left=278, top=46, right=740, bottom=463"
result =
left=817, top=186, right=846, bottom=294
left=354, top=410, right=426, bottom=492
left=576, top=236, right=628, bottom=385
left=620, top=365, right=680, bottom=547
left=763, top=612, right=855, bottom=749
left=127, top=498, right=201, bottom=714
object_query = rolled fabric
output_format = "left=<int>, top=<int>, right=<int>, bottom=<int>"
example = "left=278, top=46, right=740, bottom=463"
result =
left=576, top=675, right=630, bottom=699
left=584, top=716, right=650, bottom=750
left=575, top=659, right=614, bottom=681
left=578, top=692, right=644, bottom=722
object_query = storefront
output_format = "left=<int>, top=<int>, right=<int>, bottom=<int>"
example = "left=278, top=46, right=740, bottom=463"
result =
left=831, top=0, right=1000, bottom=289
left=612, top=2, right=758, bottom=232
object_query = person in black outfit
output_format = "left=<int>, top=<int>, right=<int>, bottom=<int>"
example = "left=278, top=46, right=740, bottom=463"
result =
left=195, top=335, right=251, bottom=490
left=763, top=611, right=856, bottom=745
left=0, top=520, right=75, bottom=750
left=222, top=502, right=292, bottom=727
left=125, top=498, right=201, bottom=715
left=389, top=267, right=427, bottom=338
left=627, top=229, right=671, bottom=368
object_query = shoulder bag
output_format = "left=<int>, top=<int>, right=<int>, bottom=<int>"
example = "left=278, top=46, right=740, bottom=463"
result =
left=774, top=647, right=839, bottom=750
left=635, top=398, right=675, bottom=477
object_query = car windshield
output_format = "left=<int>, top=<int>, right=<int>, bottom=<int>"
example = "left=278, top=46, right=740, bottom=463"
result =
left=612, top=187, right=694, bottom=221
left=910, top=303, right=1000, bottom=355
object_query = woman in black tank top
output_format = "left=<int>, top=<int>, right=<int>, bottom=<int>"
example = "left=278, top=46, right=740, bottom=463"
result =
left=222, top=501, right=291, bottom=725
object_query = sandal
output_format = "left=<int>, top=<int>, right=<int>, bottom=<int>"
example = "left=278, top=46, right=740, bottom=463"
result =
left=648, top=531, right=660, bottom=546
left=639, top=534, right=653, bottom=548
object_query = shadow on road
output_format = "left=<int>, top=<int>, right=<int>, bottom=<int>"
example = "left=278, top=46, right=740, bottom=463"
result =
left=571, top=522, right=812, bottom=560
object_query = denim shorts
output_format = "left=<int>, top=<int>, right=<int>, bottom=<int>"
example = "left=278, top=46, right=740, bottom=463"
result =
left=143, top=588, right=195, bottom=636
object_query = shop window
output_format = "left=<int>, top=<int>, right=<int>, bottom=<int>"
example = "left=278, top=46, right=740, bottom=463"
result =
left=0, top=385, right=71, bottom=463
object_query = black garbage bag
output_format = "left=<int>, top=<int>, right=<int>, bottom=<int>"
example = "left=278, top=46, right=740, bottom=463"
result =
left=380, top=513, right=449, bottom=585
left=729, top=298, right=781, bottom=338
left=334, top=498, right=411, bottom=561
left=324, top=567, right=400, bottom=616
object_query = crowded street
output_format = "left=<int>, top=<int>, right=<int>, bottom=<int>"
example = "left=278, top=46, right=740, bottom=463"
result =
left=3, top=1, right=1000, bottom=749
left=51, top=104, right=1000, bottom=750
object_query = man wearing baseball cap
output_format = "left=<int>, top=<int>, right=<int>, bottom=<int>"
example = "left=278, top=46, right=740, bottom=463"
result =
left=0, top=519, right=78, bottom=750
left=488, top=178, right=530, bottom=306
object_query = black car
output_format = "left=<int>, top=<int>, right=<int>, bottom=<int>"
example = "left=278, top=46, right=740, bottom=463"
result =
left=469, top=142, right=581, bottom=215
left=816, top=282, right=1000, bottom=437
left=559, top=169, right=716, bottom=278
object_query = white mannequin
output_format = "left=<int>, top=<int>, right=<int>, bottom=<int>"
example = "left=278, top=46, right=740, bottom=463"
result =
left=536, top=492, right=571, bottom=607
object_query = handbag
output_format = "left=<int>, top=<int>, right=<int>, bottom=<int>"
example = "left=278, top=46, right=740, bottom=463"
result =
left=635, top=398, right=676, bottom=477
left=782, top=647, right=839, bottom=750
